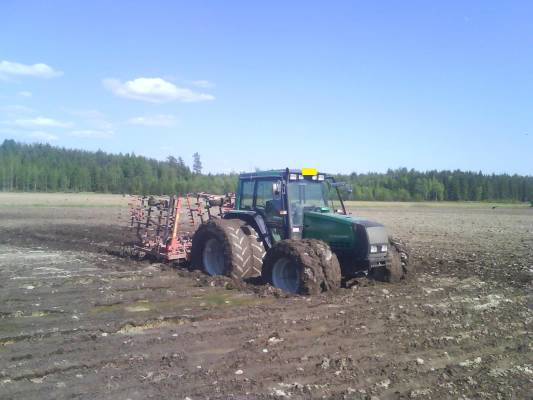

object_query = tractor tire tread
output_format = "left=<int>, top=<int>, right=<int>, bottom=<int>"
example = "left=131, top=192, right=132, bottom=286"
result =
left=243, top=224, right=266, bottom=276
left=190, top=218, right=255, bottom=279
left=369, top=236, right=413, bottom=283
left=262, top=239, right=340, bottom=295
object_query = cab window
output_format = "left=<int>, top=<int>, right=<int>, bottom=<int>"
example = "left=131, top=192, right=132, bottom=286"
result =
left=255, top=180, right=274, bottom=210
left=240, top=180, right=254, bottom=210
left=255, top=180, right=283, bottom=222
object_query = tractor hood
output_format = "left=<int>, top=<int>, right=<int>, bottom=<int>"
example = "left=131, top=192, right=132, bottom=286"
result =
left=304, top=210, right=355, bottom=226
left=303, top=211, right=389, bottom=260
left=303, top=210, right=387, bottom=233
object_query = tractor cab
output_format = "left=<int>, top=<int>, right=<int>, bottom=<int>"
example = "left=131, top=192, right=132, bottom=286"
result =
left=234, top=168, right=346, bottom=241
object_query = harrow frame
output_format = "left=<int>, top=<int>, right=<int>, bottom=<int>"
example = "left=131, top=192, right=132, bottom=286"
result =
left=127, top=193, right=234, bottom=262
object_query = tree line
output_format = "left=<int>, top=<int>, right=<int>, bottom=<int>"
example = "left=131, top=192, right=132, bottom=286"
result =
left=333, top=169, right=532, bottom=202
left=1, top=140, right=532, bottom=202
left=0, top=140, right=235, bottom=195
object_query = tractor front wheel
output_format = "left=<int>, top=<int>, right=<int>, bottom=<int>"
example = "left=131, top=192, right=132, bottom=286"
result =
left=369, top=237, right=412, bottom=283
left=262, top=239, right=341, bottom=295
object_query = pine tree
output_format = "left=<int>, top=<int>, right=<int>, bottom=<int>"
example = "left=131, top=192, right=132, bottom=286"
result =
left=193, top=152, right=202, bottom=174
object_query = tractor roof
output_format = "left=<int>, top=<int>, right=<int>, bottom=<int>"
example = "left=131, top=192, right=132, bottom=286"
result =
left=238, top=169, right=327, bottom=180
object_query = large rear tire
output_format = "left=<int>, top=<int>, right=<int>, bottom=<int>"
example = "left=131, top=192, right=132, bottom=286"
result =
left=191, top=219, right=255, bottom=280
left=262, top=239, right=341, bottom=295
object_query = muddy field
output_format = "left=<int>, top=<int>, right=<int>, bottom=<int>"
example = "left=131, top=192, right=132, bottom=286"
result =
left=0, top=195, right=531, bottom=399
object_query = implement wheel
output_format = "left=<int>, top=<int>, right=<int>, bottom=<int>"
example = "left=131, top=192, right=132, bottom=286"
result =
left=191, top=219, right=255, bottom=279
left=262, top=239, right=341, bottom=295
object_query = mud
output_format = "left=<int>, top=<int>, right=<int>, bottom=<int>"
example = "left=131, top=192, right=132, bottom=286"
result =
left=0, top=202, right=531, bottom=399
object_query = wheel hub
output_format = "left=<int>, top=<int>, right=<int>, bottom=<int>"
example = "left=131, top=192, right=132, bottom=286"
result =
left=272, top=257, right=301, bottom=293
left=202, top=238, right=225, bottom=275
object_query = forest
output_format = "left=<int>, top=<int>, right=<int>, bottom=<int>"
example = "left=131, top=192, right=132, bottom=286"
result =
left=1, top=139, right=532, bottom=202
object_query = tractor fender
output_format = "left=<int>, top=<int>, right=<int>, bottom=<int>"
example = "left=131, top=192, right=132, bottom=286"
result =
left=223, top=210, right=272, bottom=250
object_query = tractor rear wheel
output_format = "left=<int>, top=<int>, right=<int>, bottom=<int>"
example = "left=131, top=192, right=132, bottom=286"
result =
left=262, top=239, right=341, bottom=295
left=191, top=219, right=255, bottom=279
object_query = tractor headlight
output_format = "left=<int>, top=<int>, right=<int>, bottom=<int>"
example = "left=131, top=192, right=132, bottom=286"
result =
left=370, top=245, right=378, bottom=253
left=317, top=174, right=325, bottom=181
left=289, top=173, right=298, bottom=180
left=381, top=244, right=388, bottom=253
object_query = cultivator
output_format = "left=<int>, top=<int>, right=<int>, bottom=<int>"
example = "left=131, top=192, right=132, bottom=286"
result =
left=127, top=193, right=234, bottom=262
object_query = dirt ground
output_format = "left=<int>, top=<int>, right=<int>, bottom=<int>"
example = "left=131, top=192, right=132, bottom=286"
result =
left=0, top=195, right=531, bottom=399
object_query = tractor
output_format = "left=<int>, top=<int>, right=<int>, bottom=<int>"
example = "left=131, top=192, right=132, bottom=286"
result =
left=190, top=168, right=412, bottom=294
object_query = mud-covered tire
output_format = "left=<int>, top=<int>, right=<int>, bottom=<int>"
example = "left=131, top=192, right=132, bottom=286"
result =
left=311, top=240, right=342, bottom=291
left=370, top=237, right=412, bottom=283
left=262, top=239, right=341, bottom=295
left=390, top=236, right=413, bottom=278
left=242, top=224, right=266, bottom=276
left=191, top=219, right=255, bottom=279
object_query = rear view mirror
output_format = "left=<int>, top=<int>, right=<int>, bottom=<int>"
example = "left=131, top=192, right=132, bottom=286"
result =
left=330, top=182, right=346, bottom=188
left=330, top=181, right=352, bottom=193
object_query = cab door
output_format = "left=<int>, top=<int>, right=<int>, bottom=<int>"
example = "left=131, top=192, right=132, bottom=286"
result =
left=253, top=179, right=288, bottom=242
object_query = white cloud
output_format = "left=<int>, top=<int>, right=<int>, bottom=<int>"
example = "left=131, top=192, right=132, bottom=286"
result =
left=12, top=117, right=72, bottom=128
left=18, top=91, right=32, bottom=98
left=127, top=114, right=177, bottom=127
left=190, top=80, right=215, bottom=89
left=103, top=77, right=215, bottom=103
left=28, top=131, right=59, bottom=142
left=0, top=60, right=63, bottom=79
left=69, top=129, right=114, bottom=139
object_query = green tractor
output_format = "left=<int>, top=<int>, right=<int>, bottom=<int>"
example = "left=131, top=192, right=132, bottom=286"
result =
left=191, top=168, right=412, bottom=294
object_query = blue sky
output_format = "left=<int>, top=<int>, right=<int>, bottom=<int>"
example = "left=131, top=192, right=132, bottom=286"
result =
left=1, top=1, right=531, bottom=174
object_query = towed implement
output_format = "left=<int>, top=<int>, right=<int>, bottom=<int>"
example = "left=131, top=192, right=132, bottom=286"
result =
left=127, top=168, right=413, bottom=294
left=127, top=192, right=234, bottom=261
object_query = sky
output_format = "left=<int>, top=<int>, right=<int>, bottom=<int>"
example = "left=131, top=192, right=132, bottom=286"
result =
left=0, top=1, right=532, bottom=175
